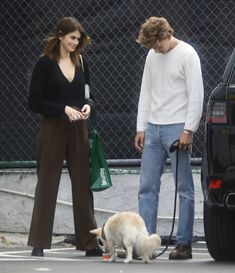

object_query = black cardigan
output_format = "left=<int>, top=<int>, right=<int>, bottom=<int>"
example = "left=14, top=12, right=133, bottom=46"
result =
left=28, top=55, right=93, bottom=116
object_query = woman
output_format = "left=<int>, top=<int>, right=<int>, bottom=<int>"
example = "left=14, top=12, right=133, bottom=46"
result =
left=28, top=17, right=102, bottom=257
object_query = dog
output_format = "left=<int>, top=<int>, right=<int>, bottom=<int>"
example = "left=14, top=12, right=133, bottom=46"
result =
left=90, top=211, right=161, bottom=263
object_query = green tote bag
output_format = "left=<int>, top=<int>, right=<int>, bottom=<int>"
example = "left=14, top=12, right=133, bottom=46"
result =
left=89, top=129, right=112, bottom=191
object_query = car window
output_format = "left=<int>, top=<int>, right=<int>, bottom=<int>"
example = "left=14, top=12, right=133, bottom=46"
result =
left=230, top=68, right=235, bottom=85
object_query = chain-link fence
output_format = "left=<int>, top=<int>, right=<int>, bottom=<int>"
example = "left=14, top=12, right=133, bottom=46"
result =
left=1, top=0, right=234, bottom=162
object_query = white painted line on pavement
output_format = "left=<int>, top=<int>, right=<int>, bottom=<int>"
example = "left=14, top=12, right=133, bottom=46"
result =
left=0, top=247, right=75, bottom=255
left=0, top=245, right=210, bottom=262
left=34, top=268, right=52, bottom=271
left=0, top=257, right=102, bottom=262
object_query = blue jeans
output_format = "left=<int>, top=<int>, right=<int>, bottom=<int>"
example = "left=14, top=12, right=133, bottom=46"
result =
left=138, top=122, right=194, bottom=245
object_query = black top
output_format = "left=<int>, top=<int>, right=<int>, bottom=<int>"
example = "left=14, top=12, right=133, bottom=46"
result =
left=28, top=55, right=92, bottom=116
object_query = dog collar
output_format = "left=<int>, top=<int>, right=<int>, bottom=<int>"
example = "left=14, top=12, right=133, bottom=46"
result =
left=101, top=223, right=106, bottom=241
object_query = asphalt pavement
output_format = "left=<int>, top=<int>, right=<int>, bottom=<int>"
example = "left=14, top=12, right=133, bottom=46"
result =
left=0, top=233, right=235, bottom=273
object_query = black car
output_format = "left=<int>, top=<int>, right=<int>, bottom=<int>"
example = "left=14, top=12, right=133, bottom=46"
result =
left=201, top=48, right=235, bottom=261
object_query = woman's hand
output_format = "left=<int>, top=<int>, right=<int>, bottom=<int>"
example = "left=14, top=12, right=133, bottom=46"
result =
left=64, top=106, right=84, bottom=122
left=81, top=104, right=91, bottom=120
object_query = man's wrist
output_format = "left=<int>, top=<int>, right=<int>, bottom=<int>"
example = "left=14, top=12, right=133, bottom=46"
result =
left=183, top=129, right=193, bottom=135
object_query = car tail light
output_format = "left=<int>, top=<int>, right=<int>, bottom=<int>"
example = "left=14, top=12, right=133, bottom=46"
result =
left=207, top=102, right=227, bottom=123
left=208, top=179, right=222, bottom=189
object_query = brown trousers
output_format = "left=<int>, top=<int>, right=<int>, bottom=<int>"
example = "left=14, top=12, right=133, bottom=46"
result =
left=28, top=115, right=98, bottom=250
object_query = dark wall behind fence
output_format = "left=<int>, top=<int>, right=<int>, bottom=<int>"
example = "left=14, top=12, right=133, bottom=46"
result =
left=0, top=0, right=234, bottom=161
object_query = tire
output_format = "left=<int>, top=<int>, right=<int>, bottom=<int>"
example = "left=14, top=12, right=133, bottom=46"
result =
left=203, top=201, right=235, bottom=261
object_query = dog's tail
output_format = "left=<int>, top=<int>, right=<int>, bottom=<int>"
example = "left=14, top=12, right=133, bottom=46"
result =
left=135, top=233, right=161, bottom=257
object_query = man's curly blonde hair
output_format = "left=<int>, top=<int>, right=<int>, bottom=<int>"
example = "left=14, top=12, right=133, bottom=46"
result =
left=137, top=17, right=174, bottom=48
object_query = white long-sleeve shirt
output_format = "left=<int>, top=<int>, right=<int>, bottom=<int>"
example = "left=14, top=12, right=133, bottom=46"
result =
left=137, top=41, right=204, bottom=132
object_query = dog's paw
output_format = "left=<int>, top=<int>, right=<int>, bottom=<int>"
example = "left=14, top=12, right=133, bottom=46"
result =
left=142, top=255, right=150, bottom=263
left=108, top=255, right=116, bottom=263
left=124, top=258, right=132, bottom=263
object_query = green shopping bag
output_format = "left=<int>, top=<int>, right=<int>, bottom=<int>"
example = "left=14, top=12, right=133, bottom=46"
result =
left=89, top=129, right=112, bottom=191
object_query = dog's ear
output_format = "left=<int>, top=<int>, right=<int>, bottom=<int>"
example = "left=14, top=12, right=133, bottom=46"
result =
left=90, top=228, right=101, bottom=236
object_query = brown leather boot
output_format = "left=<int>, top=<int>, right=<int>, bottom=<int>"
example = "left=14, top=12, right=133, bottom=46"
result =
left=169, top=245, right=192, bottom=260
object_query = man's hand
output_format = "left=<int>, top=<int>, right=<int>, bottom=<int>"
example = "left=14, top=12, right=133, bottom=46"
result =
left=179, top=130, right=193, bottom=150
left=135, top=131, right=145, bottom=153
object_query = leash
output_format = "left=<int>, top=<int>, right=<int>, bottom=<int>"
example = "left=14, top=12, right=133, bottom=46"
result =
left=156, top=139, right=180, bottom=258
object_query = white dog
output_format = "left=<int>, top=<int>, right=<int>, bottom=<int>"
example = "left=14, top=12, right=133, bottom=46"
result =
left=90, top=211, right=161, bottom=263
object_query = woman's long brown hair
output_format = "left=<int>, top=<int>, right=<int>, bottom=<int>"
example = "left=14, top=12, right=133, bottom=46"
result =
left=43, top=17, right=91, bottom=66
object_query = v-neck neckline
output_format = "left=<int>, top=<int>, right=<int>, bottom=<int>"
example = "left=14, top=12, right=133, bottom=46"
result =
left=57, top=63, right=76, bottom=84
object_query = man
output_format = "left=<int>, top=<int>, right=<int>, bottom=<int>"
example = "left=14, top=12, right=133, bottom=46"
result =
left=135, top=17, right=204, bottom=260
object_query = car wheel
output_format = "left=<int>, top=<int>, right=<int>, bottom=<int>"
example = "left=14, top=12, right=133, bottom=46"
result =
left=203, top=201, right=235, bottom=261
